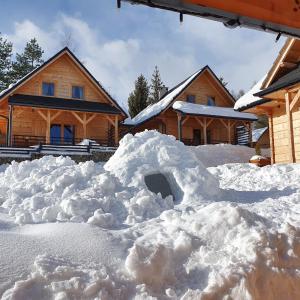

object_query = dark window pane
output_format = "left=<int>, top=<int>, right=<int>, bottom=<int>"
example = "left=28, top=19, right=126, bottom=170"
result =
left=207, top=96, right=216, bottom=106
left=42, top=82, right=55, bottom=96
left=50, top=124, right=61, bottom=144
left=64, top=125, right=74, bottom=144
left=72, top=86, right=84, bottom=99
left=187, top=95, right=195, bottom=103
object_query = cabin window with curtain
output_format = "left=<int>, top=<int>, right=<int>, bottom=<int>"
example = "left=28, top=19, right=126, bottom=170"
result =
left=186, top=95, right=196, bottom=103
left=72, top=86, right=84, bottom=99
left=42, top=82, right=55, bottom=96
left=207, top=96, right=216, bottom=106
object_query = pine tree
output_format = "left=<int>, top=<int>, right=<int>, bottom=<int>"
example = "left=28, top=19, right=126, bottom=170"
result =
left=10, top=38, right=44, bottom=82
left=0, top=33, right=13, bottom=91
left=148, top=66, right=163, bottom=105
left=128, top=74, right=149, bottom=118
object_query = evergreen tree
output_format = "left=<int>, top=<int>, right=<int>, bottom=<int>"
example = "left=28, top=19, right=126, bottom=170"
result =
left=0, top=33, right=13, bottom=91
left=10, top=38, right=44, bottom=82
left=148, top=66, right=163, bottom=105
left=255, top=115, right=269, bottom=129
left=128, top=74, right=149, bottom=118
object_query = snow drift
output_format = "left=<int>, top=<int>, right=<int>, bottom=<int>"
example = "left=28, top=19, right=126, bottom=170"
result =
left=1, top=131, right=300, bottom=300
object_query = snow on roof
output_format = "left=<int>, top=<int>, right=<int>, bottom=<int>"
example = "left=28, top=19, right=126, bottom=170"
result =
left=234, top=75, right=267, bottom=111
left=252, top=127, right=268, bottom=143
left=123, top=69, right=203, bottom=126
left=173, top=101, right=257, bottom=121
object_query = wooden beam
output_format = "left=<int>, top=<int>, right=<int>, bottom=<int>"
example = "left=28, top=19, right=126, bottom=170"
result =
left=289, top=88, right=300, bottom=111
left=46, top=110, right=51, bottom=144
left=72, top=111, right=84, bottom=124
left=182, top=116, right=190, bottom=125
left=8, top=105, right=13, bottom=146
left=177, top=113, right=183, bottom=141
left=247, top=122, right=252, bottom=147
left=50, top=111, right=62, bottom=122
left=86, top=113, right=97, bottom=124
left=285, top=92, right=296, bottom=163
left=106, top=116, right=115, bottom=127
left=37, top=110, right=47, bottom=121
left=203, top=118, right=207, bottom=144
left=219, top=118, right=229, bottom=129
left=268, top=112, right=275, bottom=164
left=206, top=118, right=213, bottom=127
left=83, top=113, right=87, bottom=138
left=114, top=115, right=119, bottom=145
left=195, top=117, right=204, bottom=127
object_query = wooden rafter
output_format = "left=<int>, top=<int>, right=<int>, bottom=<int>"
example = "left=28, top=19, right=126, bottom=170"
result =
left=289, top=88, right=300, bottom=111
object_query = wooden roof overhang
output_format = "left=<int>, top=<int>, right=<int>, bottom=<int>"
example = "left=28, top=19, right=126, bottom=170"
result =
left=8, top=94, right=121, bottom=115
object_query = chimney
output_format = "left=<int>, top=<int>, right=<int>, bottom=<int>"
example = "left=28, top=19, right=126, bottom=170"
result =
left=159, top=85, right=168, bottom=99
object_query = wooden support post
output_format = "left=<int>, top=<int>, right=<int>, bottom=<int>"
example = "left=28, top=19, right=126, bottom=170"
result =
left=83, top=113, right=87, bottom=139
left=8, top=105, right=13, bottom=146
left=247, top=122, right=252, bottom=147
left=114, top=115, right=119, bottom=146
left=203, top=118, right=207, bottom=144
left=228, top=120, right=231, bottom=144
left=268, top=112, right=275, bottom=164
left=285, top=92, right=296, bottom=163
left=46, top=110, right=51, bottom=144
left=177, top=113, right=182, bottom=141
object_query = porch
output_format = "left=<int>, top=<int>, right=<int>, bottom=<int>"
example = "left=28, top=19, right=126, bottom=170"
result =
left=3, top=94, right=122, bottom=148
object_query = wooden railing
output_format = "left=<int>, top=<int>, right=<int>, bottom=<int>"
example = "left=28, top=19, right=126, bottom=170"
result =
left=181, top=138, right=233, bottom=146
left=9, top=135, right=116, bottom=148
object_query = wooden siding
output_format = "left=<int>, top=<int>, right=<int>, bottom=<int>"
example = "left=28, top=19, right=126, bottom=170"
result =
left=16, top=54, right=110, bottom=104
left=10, top=106, right=114, bottom=142
left=176, top=70, right=233, bottom=107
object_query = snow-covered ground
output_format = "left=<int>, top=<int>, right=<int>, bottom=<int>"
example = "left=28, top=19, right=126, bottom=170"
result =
left=0, top=131, right=299, bottom=299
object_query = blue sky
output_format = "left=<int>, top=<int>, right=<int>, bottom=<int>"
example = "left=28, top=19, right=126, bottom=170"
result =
left=1, top=0, right=285, bottom=109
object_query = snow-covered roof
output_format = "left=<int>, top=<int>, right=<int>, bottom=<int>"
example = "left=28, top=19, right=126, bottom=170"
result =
left=124, top=68, right=203, bottom=126
left=252, top=127, right=268, bottom=143
left=234, top=76, right=267, bottom=111
left=173, top=101, right=257, bottom=121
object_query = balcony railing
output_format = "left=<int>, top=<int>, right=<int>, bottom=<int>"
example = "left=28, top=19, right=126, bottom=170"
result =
left=8, top=135, right=116, bottom=148
left=181, top=138, right=237, bottom=146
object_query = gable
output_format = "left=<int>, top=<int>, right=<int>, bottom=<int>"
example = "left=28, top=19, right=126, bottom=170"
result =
left=15, top=53, right=110, bottom=104
left=0, top=48, right=126, bottom=116
left=175, top=69, right=234, bottom=107
left=262, top=38, right=300, bottom=89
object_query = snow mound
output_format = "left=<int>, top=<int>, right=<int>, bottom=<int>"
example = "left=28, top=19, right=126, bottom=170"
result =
left=105, top=130, right=220, bottom=202
left=2, top=254, right=130, bottom=300
left=0, top=155, right=173, bottom=227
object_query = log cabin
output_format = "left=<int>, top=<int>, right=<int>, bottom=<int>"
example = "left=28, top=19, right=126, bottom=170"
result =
left=124, top=66, right=257, bottom=145
left=0, top=47, right=127, bottom=147
left=234, top=38, right=300, bottom=164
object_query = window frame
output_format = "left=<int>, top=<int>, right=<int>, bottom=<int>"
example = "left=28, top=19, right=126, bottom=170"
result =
left=186, top=94, right=196, bottom=103
left=42, top=82, right=55, bottom=97
left=72, top=85, right=85, bottom=100
left=207, top=96, right=216, bottom=106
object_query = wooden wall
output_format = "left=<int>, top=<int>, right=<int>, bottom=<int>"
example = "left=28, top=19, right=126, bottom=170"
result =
left=16, top=53, right=111, bottom=104
left=177, top=70, right=234, bottom=107
left=11, top=106, right=112, bottom=142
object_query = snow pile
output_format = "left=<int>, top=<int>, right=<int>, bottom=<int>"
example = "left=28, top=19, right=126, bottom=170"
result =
left=190, top=143, right=270, bottom=167
left=2, top=132, right=300, bottom=299
left=105, top=130, right=220, bottom=202
left=0, top=131, right=219, bottom=227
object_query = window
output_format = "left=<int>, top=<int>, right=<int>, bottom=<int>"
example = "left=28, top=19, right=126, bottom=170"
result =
left=207, top=96, right=216, bottom=106
left=72, top=86, right=84, bottom=99
left=186, top=95, right=196, bottom=103
left=42, top=82, right=55, bottom=96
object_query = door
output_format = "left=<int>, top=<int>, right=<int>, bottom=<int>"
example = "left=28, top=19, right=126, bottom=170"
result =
left=50, top=124, right=61, bottom=144
left=193, top=129, right=201, bottom=145
left=64, top=125, right=75, bottom=145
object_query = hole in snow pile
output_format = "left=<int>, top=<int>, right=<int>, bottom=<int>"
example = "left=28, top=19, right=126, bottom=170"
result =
left=105, top=130, right=221, bottom=203
left=144, top=173, right=175, bottom=201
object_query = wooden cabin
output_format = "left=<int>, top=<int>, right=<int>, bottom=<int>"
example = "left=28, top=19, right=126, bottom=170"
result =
left=234, top=38, right=300, bottom=164
left=124, top=66, right=257, bottom=145
left=0, top=47, right=127, bottom=147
